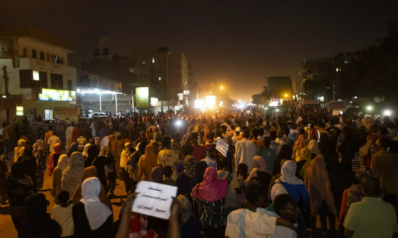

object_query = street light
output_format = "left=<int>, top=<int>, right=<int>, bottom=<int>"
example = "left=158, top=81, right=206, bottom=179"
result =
left=367, top=106, right=373, bottom=111
left=219, top=86, right=223, bottom=104
left=284, top=94, right=288, bottom=98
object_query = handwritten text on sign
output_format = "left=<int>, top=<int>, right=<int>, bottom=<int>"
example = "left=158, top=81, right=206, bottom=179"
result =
left=216, top=138, right=229, bottom=157
left=132, top=181, right=177, bottom=220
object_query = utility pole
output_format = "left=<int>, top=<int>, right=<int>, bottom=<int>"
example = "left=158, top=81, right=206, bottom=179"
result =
left=2, top=65, right=9, bottom=123
left=167, top=52, right=171, bottom=112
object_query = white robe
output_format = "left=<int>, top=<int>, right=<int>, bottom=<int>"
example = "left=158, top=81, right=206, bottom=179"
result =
left=235, top=138, right=257, bottom=172
left=65, top=126, right=75, bottom=151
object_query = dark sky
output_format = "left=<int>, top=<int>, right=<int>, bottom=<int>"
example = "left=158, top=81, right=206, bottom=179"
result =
left=1, top=0, right=398, bottom=101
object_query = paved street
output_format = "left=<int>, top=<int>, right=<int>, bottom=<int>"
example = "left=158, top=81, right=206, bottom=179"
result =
left=0, top=153, right=127, bottom=238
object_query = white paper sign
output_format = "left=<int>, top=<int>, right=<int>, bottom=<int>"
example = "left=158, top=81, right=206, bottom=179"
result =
left=216, top=138, right=229, bottom=157
left=132, top=181, right=177, bottom=220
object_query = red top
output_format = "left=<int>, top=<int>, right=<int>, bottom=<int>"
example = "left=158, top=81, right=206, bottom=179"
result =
left=72, top=128, right=83, bottom=142
left=192, top=144, right=207, bottom=162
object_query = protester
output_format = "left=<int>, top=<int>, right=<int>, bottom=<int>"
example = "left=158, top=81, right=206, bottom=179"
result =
left=72, top=177, right=116, bottom=238
left=191, top=167, right=231, bottom=238
left=245, top=156, right=272, bottom=198
left=190, top=132, right=207, bottom=162
left=51, top=154, right=68, bottom=203
left=48, top=132, right=61, bottom=153
left=177, top=194, right=202, bottom=238
left=137, top=144, right=158, bottom=180
left=157, top=136, right=179, bottom=178
left=344, top=176, right=397, bottom=238
left=18, top=193, right=62, bottom=238
left=65, top=122, right=75, bottom=153
left=6, top=162, right=35, bottom=231
left=305, top=155, right=337, bottom=235
left=176, top=155, right=197, bottom=196
left=13, top=139, right=26, bottom=162
left=273, top=144, right=293, bottom=176
left=47, top=143, right=62, bottom=176
left=52, top=190, right=74, bottom=237
left=235, top=129, right=257, bottom=172
left=163, top=165, right=175, bottom=186
left=32, top=139, right=46, bottom=190
left=292, top=129, right=306, bottom=160
left=120, top=142, right=134, bottom=193
left=77, top=131, right=87, bottom=152
left=258, top=137, right=277, bottom=176
left=201, top=146, right=218, bottom=169
left=61, top=152, right=85, bottom=199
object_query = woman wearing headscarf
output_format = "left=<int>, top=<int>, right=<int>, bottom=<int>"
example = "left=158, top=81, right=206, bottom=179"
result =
left=51, top=154, right=68, bottom=203
left=338, top=166, right=374, bottom=227
left=61, top=152, right=85, bottom=199
left=177, top=194, right=201, bottom=238
left=296, top=148, right=312, bottom=179
left=191, top=167, right=230, bottom=238
left=68, top=142, right=79, bottom=157
left=5, top=162, right=35, bottom=231
left=176, top=155, right=197, bottom=196
left=319, top=133, right=334, bottom=160
left=244, top=156, right=272, bottom=197
left=14, top=139, right=26, bottom=162
left=271, top=160, right=310, bottom=208
left=128, top=141, right=147, bottom=181
left=304, top=155, right=337, bottom=235
left=307, top=139, right=320, bottom=158
left=273, top=144, right=293, bottom=176
left=85, top=144, right=109, bottom=191
left=72, top=177, right=115, bottom=238
left=292, top=132, right=306, bottom=160
left=137, top=144, right=158, bottom=180
left=18, top=193, right=62, bottom=238
left=32, top=139, right=46, bottom=190
left=47, top=143, right=62, bottom=176
left=71, top=166, right=113, bottom=211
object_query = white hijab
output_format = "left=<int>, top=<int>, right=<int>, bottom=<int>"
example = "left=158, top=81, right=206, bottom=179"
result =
left=80, top=177, right=112, bottom=230
left=57, top=154, right=69, bottom=173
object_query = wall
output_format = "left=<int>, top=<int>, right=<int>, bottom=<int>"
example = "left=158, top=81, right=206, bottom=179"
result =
left=18, top=38, right=70, bottom=65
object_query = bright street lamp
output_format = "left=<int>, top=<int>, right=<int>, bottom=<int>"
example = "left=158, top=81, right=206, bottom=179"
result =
left=284, top=94, right=288, bottom=98
left=366, top=106, right=373, bottom=111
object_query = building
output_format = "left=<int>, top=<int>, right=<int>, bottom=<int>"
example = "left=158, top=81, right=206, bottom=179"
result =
left=131, top=47, right=195, bottom=112
left=267, top=76, right=293, bottom=98
left=0, top=26, right=77, bottom=122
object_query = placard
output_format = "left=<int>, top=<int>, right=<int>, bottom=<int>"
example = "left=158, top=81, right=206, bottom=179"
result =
left=132, top=181, right=177, bottom=220
left=216, top=138, right=229, bottom=157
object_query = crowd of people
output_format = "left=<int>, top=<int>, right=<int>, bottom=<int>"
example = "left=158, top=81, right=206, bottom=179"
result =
left=1, top=110, right=398, bottom=238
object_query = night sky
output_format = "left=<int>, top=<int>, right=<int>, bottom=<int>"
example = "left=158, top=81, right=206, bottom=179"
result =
left=1, top=0, right=398, bottom=101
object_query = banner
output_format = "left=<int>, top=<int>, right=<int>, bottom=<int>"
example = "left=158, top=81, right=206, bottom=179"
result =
left=53, top=107, right=79, bottom=123
left=136, top=87, right=149, bottom=108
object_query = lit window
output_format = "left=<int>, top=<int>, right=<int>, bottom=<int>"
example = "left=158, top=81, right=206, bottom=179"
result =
left=344, top=60, right=348, bottom=64
left=143, top=62, right=145, bottom=64
left=33, top=71, right=40, bottom=81
left=158, top=77, right=161, bottom=81
left=152, top=58, right=155, bottom=63
left=16, top=106, right=24, bottom=116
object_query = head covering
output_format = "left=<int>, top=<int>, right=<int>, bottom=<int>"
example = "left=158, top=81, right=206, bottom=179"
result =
left=177, top=194, right=194, bottom=225
left=297, top=148, right=311, bottom=162
left=183, top=155, right=197, bottom=178
left=194, top=161, right=208, bottom=185
left=82, top=166, right=98, bottom=181
left=53, top=143, right=62, bottom=154
left=308, top=139, right=320, bottom=155
left=57, top=154, right=69, bottom=172
left=87, top=144, right=99, bottom=159
left=293, top=134, right=306, bottom=150
left=191, top=167, right=228, bottom=202
left=80, top=177, right=112, bottom=230
left=270, top=183, right=288, bottom=201
left=17, top=139, right=26, bottom=147
left=138, top=144, right=158, bottom=180
left=151, top=166, right=164, bottom=183
left=61, top=152, right=85, bottom=198
left=32, top=139, right=44, bottom=155
left=279, top=160, right=303, bottom=185
left=355, top=166, right=373, bottom=182
left=305, top=155, right=337, bottom=217
left=252, top=156, right=268, bottom=172
left=83, top=143, right=91, bottom=157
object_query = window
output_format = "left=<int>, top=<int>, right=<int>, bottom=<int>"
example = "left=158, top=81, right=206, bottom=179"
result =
left=32, top=49, right=37, bottom=59
left=159, top=77, right=161, bottom=81
left=22, top=48, right=27, bottom=57
left=39, top=72, right=48, bottom=88
left=152, top=57, right=155, bottom=63
left=50, top=73, right=63, bottom=90
left=19, top=70, right=40, bottom=88
left=143, top=62, right=145, bottom=64
left=40, top=51, right=45, bottom=60
left=33, top=71, right=39, bottom=81
left=344, top=60, right=348, bottom=64
left=68, top=80, right=73, bottom=91
left=16, top=106, right=24, bottom=116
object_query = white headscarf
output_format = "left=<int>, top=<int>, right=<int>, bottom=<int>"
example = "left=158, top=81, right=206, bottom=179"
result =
left=308, top=139, right=320, bottom=155
left=83, top=143, right=91, bottom=157
left=57, top=154, right=69, bottom=172
left=270, top=183, right=288, bottom=201
left=80, top=177, right=112, bottom=230
left=278, top=160, right=303, bottom=185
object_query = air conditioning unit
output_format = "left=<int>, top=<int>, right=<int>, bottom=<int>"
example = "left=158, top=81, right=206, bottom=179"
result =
left=0, top=46, right=8, bottom=52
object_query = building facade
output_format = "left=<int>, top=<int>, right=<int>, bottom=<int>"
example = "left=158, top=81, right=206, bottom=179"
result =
left=267, top=76, right=293, bottom=97
left=295, top=58, right=335, bottom=94
left=0, top=26, right=77, bottom=122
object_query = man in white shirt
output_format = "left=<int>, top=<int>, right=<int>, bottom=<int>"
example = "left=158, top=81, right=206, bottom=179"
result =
left=47, top=132, right=61, bottom=153
left=235, top=129, right=257, bottom=172
left=65, top=122, right=75, bottom=153
left=226, top=183, right=296, bottom=238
